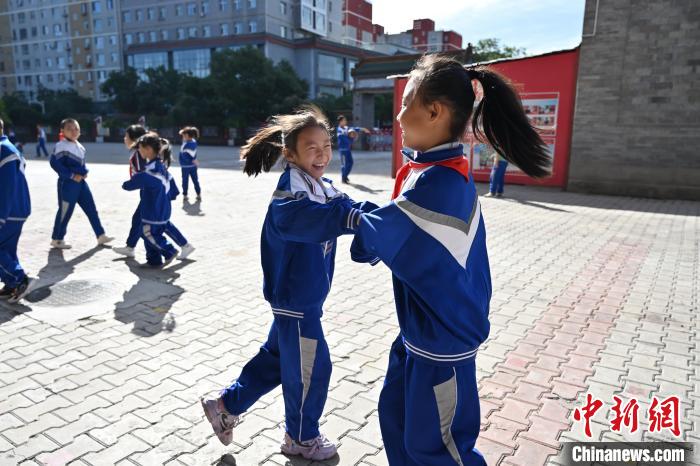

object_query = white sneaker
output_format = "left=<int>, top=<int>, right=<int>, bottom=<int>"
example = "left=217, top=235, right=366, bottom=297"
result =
left=483, top=192, right=495, bottom=198
left=97, top=234, right=114, bottom=246
left=178, top=243, right=195, bottom=260
left=113, top=246, right=136, bottom=258
left=281, top=433, right=337, bottom=461
left=8, top=276, right=37, bottom=304
left=50, top=239, right=72, bottom=249
left=201, top=394, right=240, bottom=446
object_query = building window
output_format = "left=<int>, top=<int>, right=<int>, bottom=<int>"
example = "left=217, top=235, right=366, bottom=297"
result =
left=219, top=0, right=226, bottom=11
left=97, top=53, right=105, bottom=66
left=109, top=35, right=117, bottom=46
left=233, top=0, right=240, bottom=9
left=188, top=26, right=197, bottom=37
left=122, top=11, right=131, bottom=22
left=248, top=20, right=257, bottom=33
left=248, top=0, right=256, bottom=8
left=280, top=1, right=286, bottom=14
left=233, top=22, right=241, bottom=34
left=187, top=2, right=196, bottom=15
left=111, top=52, right=118, bottom=63
left=220, top=23, right=229, bottom=35
left=106, top=0, right=114, bottom=10
left=318, top=53, right=344, bottom=81
left=177, top=28, right=185, bottom=39
left=161, top=30, right=169, bottom=40
left=202, top=25, right=211, bottom=37
left=149, top=31, right=157, bottom=42
left=127, top=52, right=168, bottom=79
left=125, top=33, right=133, bottom=45
left=135, top=9, right=143, bottom=21
left=173, top=48, right=211, bottom=77
left=175, top=4, right=184, bottom=16
left=201, top=1, right=209, bottom=15
left=318, top=85, right=342, bottom=97
left=159, top=7, right=167, bottom=19
left=137, top=32, right=145, bottom=43
left=92, top=1, right=101, bottom=13
left=147, top=8, right=155, bottom=20
left=95, top=36, right=105, bottom=49
left=280, top=25, right=287, bottom=38
left=53, top=24, right=62, bottom=36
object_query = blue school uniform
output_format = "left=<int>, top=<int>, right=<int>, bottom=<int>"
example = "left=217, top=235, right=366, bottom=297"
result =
left=337, top=125, right=360, bottom=181
left=220, top=163, right=374, bottom=443
left=0, top=136, right=31, bottom=288
left=125, top=150, right=188, bottom=249
left=351, top=142, right=490, bottom=465
left=50, top=140, right=106, bottom=241
left=122, top=159, right=177, bottom=265
left=179, top=139, right=200, bottom=196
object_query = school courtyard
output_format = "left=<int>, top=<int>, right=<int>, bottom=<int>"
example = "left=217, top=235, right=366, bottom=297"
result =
left=1, top=143, right=698, bottom=466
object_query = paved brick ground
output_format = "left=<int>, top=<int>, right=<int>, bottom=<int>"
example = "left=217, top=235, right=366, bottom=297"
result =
left=1, top=143, right=698, bottom=465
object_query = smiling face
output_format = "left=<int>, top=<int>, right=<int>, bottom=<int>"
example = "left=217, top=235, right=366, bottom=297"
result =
left=286, top=126, right=332, bottom=180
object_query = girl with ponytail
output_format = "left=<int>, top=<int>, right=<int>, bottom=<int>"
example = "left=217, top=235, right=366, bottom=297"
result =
left=201, top=106, right=377, bottom=461
left=350, top=54, right=550, bottom=466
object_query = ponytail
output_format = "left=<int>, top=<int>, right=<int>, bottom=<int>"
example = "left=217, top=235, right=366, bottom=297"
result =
left=410, top=54, right=550, bottom=179
left=241, top=105, right=331, bottom=177
left=467, top=68, right=550, bottom=178
left=241, top=125, right=284, bottom=177
left=159, top=137, right=172, bottom=168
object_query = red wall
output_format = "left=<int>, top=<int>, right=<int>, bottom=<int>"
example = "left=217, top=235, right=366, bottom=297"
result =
left=392, top=48, right=580, bottom=188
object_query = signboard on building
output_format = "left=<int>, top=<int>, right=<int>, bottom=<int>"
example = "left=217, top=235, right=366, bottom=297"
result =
left=391, top=48, right=580, bottom=188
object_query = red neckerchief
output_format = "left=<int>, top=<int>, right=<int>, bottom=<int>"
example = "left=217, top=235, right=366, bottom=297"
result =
left=392, top=156, right=470, bottom=200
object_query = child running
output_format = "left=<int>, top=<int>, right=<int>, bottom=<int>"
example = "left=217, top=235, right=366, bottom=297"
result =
left=49, top=118, right=113, bottom=249
left=0, top=119, right=36, bottom=304
left=336, top=115, right=370, bottom=184
left=178, top=126, right=201, bottom=200
left=200, top=107, right=376, bottom=461
left=350, top=55, right=551, bottom=465
left=113, top=126, right=194, bottom=260
left=121, top=134, right=180, bottom=268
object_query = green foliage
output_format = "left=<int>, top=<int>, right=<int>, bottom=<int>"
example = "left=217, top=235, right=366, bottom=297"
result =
left=37, top=87, right=93, bottom=125
left=311, top=91, right=353, bottom=124
left=472, top=38, right=527, bottom=62
left=1, top=93, right=43, bottom=128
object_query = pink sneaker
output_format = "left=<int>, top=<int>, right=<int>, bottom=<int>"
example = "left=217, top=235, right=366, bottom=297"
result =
left=281, top=432, right=337, bottom=461
left=200, top=393, right=240, bottom=445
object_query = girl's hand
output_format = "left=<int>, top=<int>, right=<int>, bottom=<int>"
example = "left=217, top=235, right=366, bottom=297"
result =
left=72, top=174, right=84, bottom=182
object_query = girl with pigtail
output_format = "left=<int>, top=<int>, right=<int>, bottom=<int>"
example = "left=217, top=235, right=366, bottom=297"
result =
left=201, top=106, right=377, bottom=461
left=350, top=55, right=550, bottom=465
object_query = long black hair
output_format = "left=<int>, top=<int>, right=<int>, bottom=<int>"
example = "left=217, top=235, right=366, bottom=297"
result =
left=125, top=124, right=147, bottom=142
left=241, top=105, right=330, bottom=177
left=409, top=54, right=550, bottom=178
left=132, top=132, right=172, bottom=167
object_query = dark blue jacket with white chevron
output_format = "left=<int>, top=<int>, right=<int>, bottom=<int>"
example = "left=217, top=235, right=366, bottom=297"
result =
left=351, top=143, right=492, bottom=366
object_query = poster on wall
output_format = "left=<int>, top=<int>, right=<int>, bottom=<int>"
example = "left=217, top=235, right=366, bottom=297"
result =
left=467, top=92, right=559, bottom=175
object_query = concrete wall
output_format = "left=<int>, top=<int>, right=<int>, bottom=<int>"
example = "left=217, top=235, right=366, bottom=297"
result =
left=568, top=0, right=700, bottom=200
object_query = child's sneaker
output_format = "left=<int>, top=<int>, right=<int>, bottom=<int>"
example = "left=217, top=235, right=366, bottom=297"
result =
left=113, top=246, right=136, bottom=258
left=483, top=192, right=495, bottom=197
left=162, top=252, right=178, bottom=267
left=196, top=194, right=202, bottom=201
left=201, top=394, right=240, bottom=446
left=0, top=285, right=15, bottom=300
left=50, top=239, right=72, bottom=249
left=8, top=276, right=36, bottom=304
left=97, top=234, right=114, bottom=246
left=281, top=433, right=337, bottom=461
left=178, top=243, right=195, bottom=260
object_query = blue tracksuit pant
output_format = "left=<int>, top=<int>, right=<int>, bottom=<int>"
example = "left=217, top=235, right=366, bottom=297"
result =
left=36, top=138, right=48, bottom=157
left=340, top=150, right=354, bottom=181
left=221, top=315, right=332, bottom=443
left=127, top=205, right=187, bottom=248
left=141, top=223, right=177, bottom=266
left=379, top=336, right=486, bottom=466
left=489, top=160, right=508, bottom=194
left=52, top=179, right=105, bottom=241
left=181, top=166, right=201, bottom=196
left=0, top=221, right=26, bottom=288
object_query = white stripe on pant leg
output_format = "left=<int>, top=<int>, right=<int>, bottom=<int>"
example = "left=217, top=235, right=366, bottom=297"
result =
left=433, top=369, right=464, bottom=466
left=142, top=224, right=165, bottom=252
left=297, top=321, right=318, bottom=442
left=60, top=200, right=70, bottom=223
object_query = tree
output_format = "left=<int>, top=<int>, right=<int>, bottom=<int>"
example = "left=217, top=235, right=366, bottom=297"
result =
left=472, top=38, right=526, bottom=62
left=311, top=92, right=353, bottom=125
left=1, top=93, right=43, bottom=128
left=101, top=67, right=141, bottom=114
left=37, top=87, right=93, bottom=125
